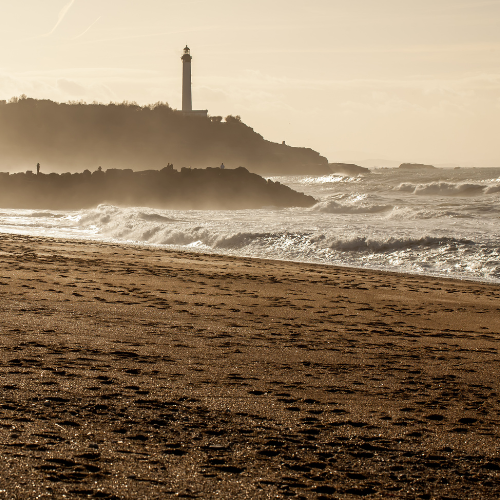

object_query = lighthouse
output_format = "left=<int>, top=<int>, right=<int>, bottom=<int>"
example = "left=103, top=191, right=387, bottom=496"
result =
left=181, top=45, right=192, bottom=112
left=180, top=46, right=208, bottom=117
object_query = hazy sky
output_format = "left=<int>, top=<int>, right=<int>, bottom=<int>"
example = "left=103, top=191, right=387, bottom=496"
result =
left=1, top=0, right=499, bottom=166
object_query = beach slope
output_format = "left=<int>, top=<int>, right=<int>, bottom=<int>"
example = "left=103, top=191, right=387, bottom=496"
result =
left=0, top=234, right=499, bottom=499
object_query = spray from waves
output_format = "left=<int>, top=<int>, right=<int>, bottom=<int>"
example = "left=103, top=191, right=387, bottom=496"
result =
left=269, top=174, right=363, bottom=186
left=297, top=174, right=363, bottom=185
left=79, top=204, right=119, bottom=224
left=395, top=181, right=500, bottom=196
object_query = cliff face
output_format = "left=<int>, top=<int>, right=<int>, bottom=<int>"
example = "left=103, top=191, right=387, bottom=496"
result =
left=0, top=97, right=329, bottom=176
left=0, top=166, right=317, bottom=210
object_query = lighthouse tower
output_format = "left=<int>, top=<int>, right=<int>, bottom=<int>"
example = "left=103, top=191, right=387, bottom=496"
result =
left=180, top=46, right=208, bottom=117
left=181, top=45, right=192, bottom=112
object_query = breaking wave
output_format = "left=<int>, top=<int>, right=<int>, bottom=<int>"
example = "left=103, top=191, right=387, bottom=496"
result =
left=78, top=206, right=474, bottom=253
left=297, top=174, right=363, bottom=185
left=396, top=181, right=500, bottom=196
left=138, top=212, right=179, bottom=223
left=70, top=201, right=500, bottom=282
left=318, top=235, right=475, bottom=252
left=29, top=212, right=65, bottom=218
left=311, top=198, right=392, bottom=214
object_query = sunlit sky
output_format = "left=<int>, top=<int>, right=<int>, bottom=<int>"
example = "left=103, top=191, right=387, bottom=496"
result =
left=1, top=0, right=500, bottom=166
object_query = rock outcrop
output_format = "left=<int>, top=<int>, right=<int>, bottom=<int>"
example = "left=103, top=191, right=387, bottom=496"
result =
left=0, top=166, right=317, bottom=210
left=399, top=163, right=436, bottom=170
left=328, top=163, right=370, bottom=175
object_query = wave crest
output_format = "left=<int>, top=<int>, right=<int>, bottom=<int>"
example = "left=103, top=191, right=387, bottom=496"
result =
left=311, top=198, right=392, bottom=214
left=324, top=235, right=474, bottom=252
left=396, top=181, right=500, bottom=196
left=269, top=174, right=362, bottom=186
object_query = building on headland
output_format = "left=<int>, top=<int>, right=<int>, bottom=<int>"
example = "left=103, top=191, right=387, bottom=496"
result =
left=181, top=46, right=208, bottom=117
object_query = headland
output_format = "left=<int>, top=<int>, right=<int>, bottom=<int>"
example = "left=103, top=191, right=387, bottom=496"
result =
left=0, top=97, right=329, bottom=176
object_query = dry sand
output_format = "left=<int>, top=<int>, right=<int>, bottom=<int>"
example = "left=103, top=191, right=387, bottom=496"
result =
left=0, top=233, right=499, bottom=499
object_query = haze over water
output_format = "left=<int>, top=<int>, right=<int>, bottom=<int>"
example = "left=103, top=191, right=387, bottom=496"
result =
left=1, top=2, right=499, bottom=283
left=1, top=167, right=499, bottom=283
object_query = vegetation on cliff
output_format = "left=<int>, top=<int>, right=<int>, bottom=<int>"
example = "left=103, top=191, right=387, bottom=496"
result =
left=0, top=96, right=328, bottom=176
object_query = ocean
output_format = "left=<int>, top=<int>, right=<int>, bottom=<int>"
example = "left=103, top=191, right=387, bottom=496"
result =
left=1, top=167, right=499, bottom=283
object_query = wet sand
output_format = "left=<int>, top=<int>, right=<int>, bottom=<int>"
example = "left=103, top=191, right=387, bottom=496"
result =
left=0, top=233, right=499, bottom=499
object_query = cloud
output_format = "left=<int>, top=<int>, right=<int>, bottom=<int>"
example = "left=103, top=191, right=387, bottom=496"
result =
left=196, top=86, right=228, bottom=103
left=436, top=0, right=500, bottom=12
left=0, top=70, right=118, bottom=103
left=72, top=16, right=101, bottom=40
left=57, top=78, right=87, bottom=96
left=42, top=0, right=76, bottom=38
left=74, top=25, right=219, bottom=46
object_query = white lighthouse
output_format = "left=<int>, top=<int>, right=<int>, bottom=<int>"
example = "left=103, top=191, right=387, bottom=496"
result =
left=181, top=46, right=208, bottom=117
left=181, top=45, right=192, bottom=112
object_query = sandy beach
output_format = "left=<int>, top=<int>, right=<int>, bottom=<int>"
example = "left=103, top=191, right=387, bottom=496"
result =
left=0, top=232, right=499, bottom=499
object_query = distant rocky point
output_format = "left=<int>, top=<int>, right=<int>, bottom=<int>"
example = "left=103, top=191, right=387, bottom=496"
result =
left=0, top=97, right=329, bottom=176
left=399, top=163, right=436, bottom=170
left=0, top=166, right=316, bottom=210
left=328, top=163, right=370, bottom=175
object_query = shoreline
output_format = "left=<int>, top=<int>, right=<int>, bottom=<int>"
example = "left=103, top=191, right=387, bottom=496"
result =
left=1, top=229, right=498, bottom=286
left=1, top=232, right=500, bottom=498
